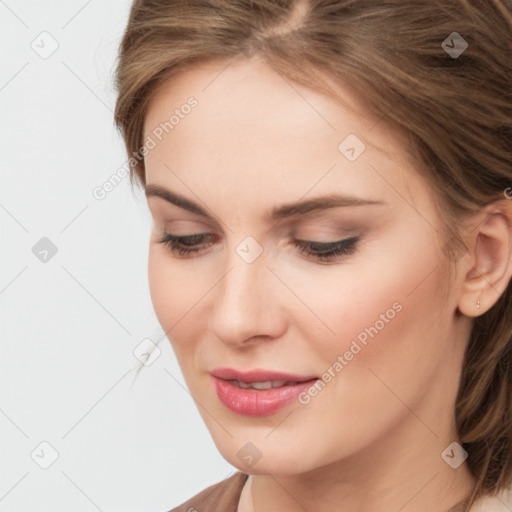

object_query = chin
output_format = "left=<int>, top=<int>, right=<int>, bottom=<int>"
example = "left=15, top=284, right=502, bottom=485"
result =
left=215, top=438, right=321, bottom=476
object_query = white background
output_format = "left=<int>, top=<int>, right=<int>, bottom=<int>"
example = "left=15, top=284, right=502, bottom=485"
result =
left=0, top=1, right=235, bottom=510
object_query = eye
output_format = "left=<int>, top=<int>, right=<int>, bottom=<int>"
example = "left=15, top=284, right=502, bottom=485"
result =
left=293, top=236, right=359, bottom=262
left=156, top=232, right=360, bottom=262
left=157, top=233, right=215, bottom=257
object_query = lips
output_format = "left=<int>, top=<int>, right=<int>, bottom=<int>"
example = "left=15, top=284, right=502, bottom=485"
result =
left=210, top=367, right=319, bottom=416
left=210, top=367, right=318, bottom=383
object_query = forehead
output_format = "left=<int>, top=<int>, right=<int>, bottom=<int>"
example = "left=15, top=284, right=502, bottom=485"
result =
left=143, top=56, right=429, bottom=219
left=144, top=55, right=410, bottom=159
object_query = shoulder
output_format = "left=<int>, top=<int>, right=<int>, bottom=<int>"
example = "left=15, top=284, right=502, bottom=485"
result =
left=167, top=471, right=249, bottom=512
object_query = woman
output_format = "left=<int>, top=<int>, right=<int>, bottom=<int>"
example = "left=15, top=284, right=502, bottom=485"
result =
left=113, top=1, right=512, bottom=510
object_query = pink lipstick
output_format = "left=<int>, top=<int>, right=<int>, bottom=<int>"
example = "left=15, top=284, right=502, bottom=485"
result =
left=211, top=367, right=319, bottom=416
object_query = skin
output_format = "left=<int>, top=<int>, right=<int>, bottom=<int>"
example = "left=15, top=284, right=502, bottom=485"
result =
left=142, top=55, right=512, bottom=512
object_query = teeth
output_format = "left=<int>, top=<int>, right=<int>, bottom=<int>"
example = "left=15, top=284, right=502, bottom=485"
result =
left=251, top=381, right=276, bottom=390
left=230, top=379, right=298, bottom=389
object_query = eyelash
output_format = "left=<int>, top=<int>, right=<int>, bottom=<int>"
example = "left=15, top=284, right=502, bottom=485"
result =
left=156, top=233, right=360, bottom=262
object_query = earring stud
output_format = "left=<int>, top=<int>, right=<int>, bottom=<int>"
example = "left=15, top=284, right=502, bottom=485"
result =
left=476, top=299, right=481, bottom=309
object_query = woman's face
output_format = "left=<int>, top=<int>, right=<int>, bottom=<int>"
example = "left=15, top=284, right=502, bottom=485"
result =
left=143, top=56, right=471, bottom=476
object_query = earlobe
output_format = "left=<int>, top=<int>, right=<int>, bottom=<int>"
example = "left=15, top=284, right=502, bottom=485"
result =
left=457, top=202, right=512, bottom=318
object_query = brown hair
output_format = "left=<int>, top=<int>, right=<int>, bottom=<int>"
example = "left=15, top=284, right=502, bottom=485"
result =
left=113, top=1, right=512, bottom=508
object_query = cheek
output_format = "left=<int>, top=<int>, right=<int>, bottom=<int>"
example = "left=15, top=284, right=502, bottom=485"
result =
left=148, top=247, right=170, bottom=323
left=267, top=254, right=452, bottom=464
left=288, top=239, right=452, bottom=394
left=333, top=269, right=451, bottom=405
left=147, top=248, right=201, bottom=360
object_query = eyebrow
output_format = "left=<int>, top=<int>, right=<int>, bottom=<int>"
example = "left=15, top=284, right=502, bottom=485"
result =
left=145, top=183, right=384, bottom=221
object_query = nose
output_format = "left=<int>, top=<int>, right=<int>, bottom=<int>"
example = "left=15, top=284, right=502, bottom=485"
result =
left=208, top=246, right=286, bottom=348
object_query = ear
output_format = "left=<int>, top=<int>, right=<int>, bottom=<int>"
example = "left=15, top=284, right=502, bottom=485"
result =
left=457, top=199, right=512, bottom=317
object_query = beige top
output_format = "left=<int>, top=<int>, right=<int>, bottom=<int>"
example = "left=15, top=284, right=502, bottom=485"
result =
left=168, top=471, right=512, bottom=512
